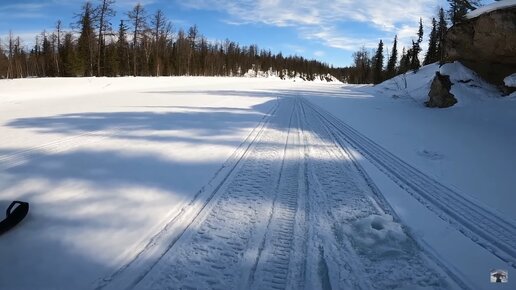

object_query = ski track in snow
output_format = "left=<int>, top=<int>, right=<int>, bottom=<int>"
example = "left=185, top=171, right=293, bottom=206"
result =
left=299, top=99, right=448, bottom=290
left=301, top=100, right=516, bottom=268
left=94, top=97, right=470, bottom=290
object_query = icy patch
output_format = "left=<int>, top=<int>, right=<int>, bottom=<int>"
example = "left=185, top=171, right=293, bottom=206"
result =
left=347, top=214, right=408, bottom=257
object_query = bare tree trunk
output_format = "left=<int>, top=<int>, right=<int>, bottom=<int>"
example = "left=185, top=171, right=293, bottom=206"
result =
left=7, top=31, right=13, bottom=79
left=55, top=21, right=61, bottom=77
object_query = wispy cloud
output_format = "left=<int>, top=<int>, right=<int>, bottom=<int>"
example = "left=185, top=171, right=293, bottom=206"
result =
left=0, top=2, right=49, bottom=19
left=180, top=0, right=445, bottom=52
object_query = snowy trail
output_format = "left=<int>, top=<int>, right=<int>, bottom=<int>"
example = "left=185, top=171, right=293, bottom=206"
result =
left=299, top=99, right=451, bottom=290
left=300, top=99, right=516, bottom=268
left=131, top=98, right=297, bottom=290
left=97, top=97, right=459, bottom=290
left=94, top=101, right=280, bottom=290
left=0, top=128, right=121, bottom=170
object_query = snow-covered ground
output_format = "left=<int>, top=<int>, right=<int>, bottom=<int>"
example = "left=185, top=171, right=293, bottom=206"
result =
left=0, top=70, right=514, bottom=290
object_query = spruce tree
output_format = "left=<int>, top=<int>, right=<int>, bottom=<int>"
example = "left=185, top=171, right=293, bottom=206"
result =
left=116, top=20, right=130, bottom=76
left=399, top=47, right=410, bottom=74
left=61, top=33, right=79, bottom=76
left=410, top=18, right=423, bottom=71
left=424, top=18, right=438, bottom=65
left=436, top=8, right=448, bottom=62
left=372, top=39, right=384, bottom=84
left=77, top=2, right=97, bottom=76
left=386, top=35, right=398, bottom=79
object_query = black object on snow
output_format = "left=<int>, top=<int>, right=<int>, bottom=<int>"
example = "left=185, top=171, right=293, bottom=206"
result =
left=0, top=201, right=29, bottom=235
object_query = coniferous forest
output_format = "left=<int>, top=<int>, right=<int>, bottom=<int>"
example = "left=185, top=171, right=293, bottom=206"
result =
left=0, top=0, right=481, bottom=83
left=0, top=1, right=338, bottom=80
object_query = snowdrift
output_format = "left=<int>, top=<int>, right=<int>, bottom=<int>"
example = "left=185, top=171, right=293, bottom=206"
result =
left=374, top=61, right=504, bottom=106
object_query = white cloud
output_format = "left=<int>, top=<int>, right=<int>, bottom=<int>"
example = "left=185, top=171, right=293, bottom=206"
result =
left=314, top=50, right=325, bottom=57
left=180, top=0, right=446, bottom=53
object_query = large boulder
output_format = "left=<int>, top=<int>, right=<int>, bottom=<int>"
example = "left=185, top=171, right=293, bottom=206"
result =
left=426, top=72, right=457, bottom=108
left=444, top=7, right=516, bottom=86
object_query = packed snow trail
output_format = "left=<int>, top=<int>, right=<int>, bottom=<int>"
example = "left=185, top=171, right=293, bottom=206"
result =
left=300, top=99, right=516, bottom=268
left=96, top=97, right=459, bottom=290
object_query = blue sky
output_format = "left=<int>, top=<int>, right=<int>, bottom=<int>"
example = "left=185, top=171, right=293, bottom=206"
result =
left=0, top=0, right=494, bottom=67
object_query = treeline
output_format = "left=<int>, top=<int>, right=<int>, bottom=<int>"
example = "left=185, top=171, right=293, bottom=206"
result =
left=0, top=0, right=336, bottom=80
left=342, top=0, right=482, bottom=84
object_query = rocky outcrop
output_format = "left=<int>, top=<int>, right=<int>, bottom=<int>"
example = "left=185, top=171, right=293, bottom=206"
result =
left=445, top=7, right=516, bottom=86
left=426, top=72, right=457, bottom=108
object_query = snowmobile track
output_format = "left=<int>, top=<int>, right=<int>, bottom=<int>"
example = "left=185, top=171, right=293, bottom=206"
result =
left=95, top=101, right=281, bottom=290
left=130, top=98, right=297, bottom=290
left=300, top=98, right=516, bottom=268
left=299, top=99, right=451, bottom=290
left=247, top=98, right=305, bottom=290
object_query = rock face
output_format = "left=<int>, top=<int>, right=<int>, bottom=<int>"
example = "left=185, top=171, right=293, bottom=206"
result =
left=445, top=7, right=516, bottom=86
left=426, top=72, right=457, bottom=108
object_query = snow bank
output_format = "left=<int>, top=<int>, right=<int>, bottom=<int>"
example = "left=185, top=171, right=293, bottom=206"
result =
left=374, top=62, right=501, bottom=106
left=466, top=0, right=516, bottom=19
left=346, top=214, right=408, bottom=256
left=374, top=63, right=438, bottom=103
left=504, top=73, right=516, bottom=87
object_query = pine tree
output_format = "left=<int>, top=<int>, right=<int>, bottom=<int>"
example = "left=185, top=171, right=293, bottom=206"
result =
left=436, top=8, right=448, bottom=62
left=410, top=18, right=423, bottom=71
left=372, top=40, right=384, bottom=84
left=77, top=2, right=97, bottom=76
left=61, top=33, right=79, bottom=76
left=116, top=20, right=130, bottom=76
left=399, top=47, right=410, bottom=74
left=386, top=35, right=398, bottom=79
left=0, top=40, right=8, bottom=78
left=424, top=18, right=438, bottom=65
left=187, top=25, right=199, bottom=75
left=55, top=20, right=62, bottom=76
left=41, top=32, right=55, bottom=77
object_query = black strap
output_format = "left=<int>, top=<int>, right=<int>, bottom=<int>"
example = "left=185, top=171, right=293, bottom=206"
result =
left=0, top=201, right=29, bottom=235
left=6, top=201, right=21, bottom=217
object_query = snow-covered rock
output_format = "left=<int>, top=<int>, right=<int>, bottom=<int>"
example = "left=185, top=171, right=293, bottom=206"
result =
left=466, top=0, right=516, bottom=19
left=504, top=73, right=516, bottom=87
left=374, top=62, right=502, bottom=107
left=446, top=3, right=516, bottom=85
